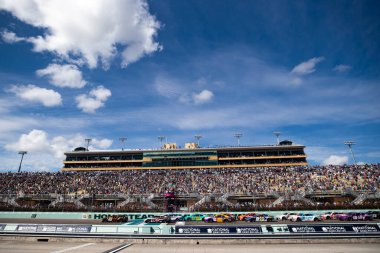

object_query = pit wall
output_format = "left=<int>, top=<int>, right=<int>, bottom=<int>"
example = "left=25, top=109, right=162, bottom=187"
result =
left=0, top=209, right=379, bottom=220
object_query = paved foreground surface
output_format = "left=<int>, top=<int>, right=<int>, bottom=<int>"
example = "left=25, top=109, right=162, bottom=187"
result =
left=0, top=241, right=379, bottom=253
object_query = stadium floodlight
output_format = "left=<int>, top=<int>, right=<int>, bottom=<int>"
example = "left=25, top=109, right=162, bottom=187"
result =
left=234, top=133, right=243, bottom=146
left=194, top=135, right=202, bottom=147
left=344, top=141, right=357, bottom=165
left=85, top=138, right=92, bottom=151
left=273, top=131, right=281, bottom=145
left=17, top=151, right=27, bottom=173
left=158, top=136, right=166, bottom=149
left=119, top=137, right=127, bottom=151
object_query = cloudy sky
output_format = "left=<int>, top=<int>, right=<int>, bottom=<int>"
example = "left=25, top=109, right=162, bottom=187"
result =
left=0, top=0, right=379, bottom=171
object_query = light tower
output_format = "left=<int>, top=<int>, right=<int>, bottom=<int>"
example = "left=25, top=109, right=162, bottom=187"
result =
left=119, top=137, right=127, bottom=151
left=17, top=151, right=27, bottom=173
left=234, top=133, right=243, bottom=146
left=158, top=136, right=166, bottom=149
left=344, top=141, right=357, bottom=165
left=194, top=135, right=202, bottom=147
left=85, top=138, right=92, bottom=151
left=273, top=131, right=281, bottom=145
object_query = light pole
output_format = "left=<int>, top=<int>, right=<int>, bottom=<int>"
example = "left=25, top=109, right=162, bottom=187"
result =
left=194, top=135, right=202, bottom=148
left=234, top=133, right=243, bottom=146
left=17, top=151, right=27, bottom=173
left=273, top=131, right=281, bottom=145
left=119, top=137, right=127, bottom=151
left=158, top=136, right=166, bottom=149
left=344, top=141, right=357, bottom=165
left=85, top=138, right=92, bottom=151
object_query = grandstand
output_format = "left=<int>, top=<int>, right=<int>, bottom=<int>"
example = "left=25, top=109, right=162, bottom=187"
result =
left=0, top=140, right=378, bottom=213
left=0, top=164, right=378, bottom=213
left=62, top=140, right=307, bottom=171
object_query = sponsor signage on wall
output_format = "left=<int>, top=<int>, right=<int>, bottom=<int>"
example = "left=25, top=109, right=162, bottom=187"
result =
left=175, top=226, right=262, bottom=234
left=176, top=224, right=380, bottom=235
left=288, top=224, right=380, bottom=233
left=17, top=225, right=92, bottom=233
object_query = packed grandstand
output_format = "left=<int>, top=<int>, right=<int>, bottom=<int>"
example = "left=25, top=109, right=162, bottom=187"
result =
left=0, top=164, right=378, bottom=212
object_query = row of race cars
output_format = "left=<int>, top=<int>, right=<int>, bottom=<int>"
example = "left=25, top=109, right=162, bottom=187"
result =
left=143, top=211, right=380, bottom=224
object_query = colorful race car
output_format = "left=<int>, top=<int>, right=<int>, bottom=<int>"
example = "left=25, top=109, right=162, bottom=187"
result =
left=203, top=214, right=235, bottom=223
left=320, top=212, right=342, bottom=220
left=338, top=212, right=373, bottom=221
left=182, top=213, right=208, bottom=221
left=237, top=212, right=256, bottom=221
left=244, top=213, right=274, bottom=222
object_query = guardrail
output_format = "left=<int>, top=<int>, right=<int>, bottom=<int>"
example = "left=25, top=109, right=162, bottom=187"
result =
left=0, top=223, right=380, bottom=238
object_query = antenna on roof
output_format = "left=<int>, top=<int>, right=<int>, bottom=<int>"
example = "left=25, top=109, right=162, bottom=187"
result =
left=158, top=136, right=166, bottom=149
left=194, top=135, right=202, bottom=148
left=273, top=131, right=281, bottom=145
left=119, top=137, right=127, bottom=151
left=84, top=138, right=92, bottom=151
left=234, top=133, right=243, bottom=146
left=344, top=141, right=357, bottom=165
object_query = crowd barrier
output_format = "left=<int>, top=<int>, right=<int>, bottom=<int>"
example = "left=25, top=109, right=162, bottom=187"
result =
left=1, top=222, right=380, bottom=237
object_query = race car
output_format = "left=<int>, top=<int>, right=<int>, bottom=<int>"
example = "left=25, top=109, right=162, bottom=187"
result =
left=203, top=214, right=235, bottom=223
left=285, top=213, right=300, bottom=221
left=367, top=211, right=380, bottom=220
left=288, top=213, right=321, bottom=222
left=219, top=213, right=236, bottom=222
left=320, top=212, right=342, bottom=220
left=338, top=212, right=373, bottom=221
left=275, top=212, right=290, bottom=221
left=182, top=213, right=208, bottom=221
left=237, top=212, right=256, bottom=221
left=163, top=214, right=183, bottom=222
left=244, top=213, right=274, bottom=222
left=144, top=215, right=170, bottom=223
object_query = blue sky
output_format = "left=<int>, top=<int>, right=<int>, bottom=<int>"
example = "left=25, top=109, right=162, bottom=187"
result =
left=0, top=0, right=379, bottom=171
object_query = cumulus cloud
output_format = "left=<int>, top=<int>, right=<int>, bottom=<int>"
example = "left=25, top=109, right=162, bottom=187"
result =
left=0, top=0, right=161, bottom=68
left=291, top=57, right=324, bottom=75
left=5, top=129, right=113, bottom=160
left=36, top=64, right=87, bottom=88
left=322, top=155, right=348, bottom=165
left=192, top=90, right=214, bottom=104
left=9, top=84, right=62, bottom=107
left=76, top=85, right=111, bottom=113
left=333, top=64, right=352, bottom=73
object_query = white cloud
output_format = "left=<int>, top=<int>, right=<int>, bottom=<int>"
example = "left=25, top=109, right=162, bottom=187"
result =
left=36, top=64, right=87, bottom=88
left=9, top=84, right=62, bottom=107
left=0, top=0, right=161, bottom=68
left=192, top=90, right=214, bottom=104
left=333, top=64, right=352, bottom=73
left=1, top=30, right=24, bottom=43
left=291, top=57, right=324, bottom=75
left=5, top=129, right=113, bottom=160
left=76, top=85, right=111, bottom=113
left=5, top=129, right=50, bottom=153
left=322, top=155, right=348, bottom=165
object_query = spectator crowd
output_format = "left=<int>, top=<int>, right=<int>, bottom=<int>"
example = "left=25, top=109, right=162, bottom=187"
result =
left=0, top=164, right=378, bottom=196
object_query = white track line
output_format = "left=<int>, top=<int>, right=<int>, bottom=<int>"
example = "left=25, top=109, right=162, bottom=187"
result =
left=51, top=242, right=95, bottom=253
left=105, top=243, right=133, bottom=253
